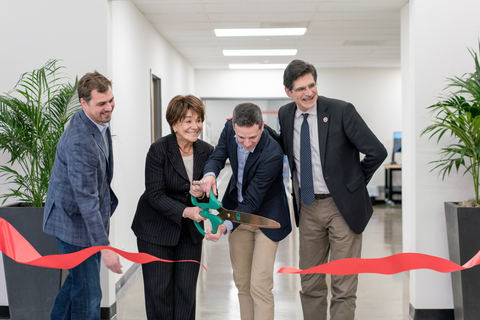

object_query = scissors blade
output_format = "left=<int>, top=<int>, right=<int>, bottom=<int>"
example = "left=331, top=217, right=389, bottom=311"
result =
left=217, top=207, right=280, bottom=229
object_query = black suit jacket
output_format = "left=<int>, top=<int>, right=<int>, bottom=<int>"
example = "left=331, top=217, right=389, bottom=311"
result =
left=132, top=134, right=214, bottom=246
left=203, top=120, right=292, bottom=242
left=269, top=96, right=387, bottom=234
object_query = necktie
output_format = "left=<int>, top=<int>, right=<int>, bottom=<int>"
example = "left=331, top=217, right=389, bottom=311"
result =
left=300, top=113, right=315, bottom=206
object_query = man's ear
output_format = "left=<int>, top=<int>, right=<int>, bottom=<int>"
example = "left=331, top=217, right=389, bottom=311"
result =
left=285, top=87, right=292, bottom=98
left=80, top=98, right=88, bottom=109
left=260, top=120, right=265, bottom=131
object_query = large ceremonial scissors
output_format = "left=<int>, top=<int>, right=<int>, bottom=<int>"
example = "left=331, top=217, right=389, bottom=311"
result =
left=191, top=190, right=280, bottom=235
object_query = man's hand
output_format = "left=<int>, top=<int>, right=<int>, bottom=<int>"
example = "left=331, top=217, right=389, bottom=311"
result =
left=183, top=206, right=208, bottom=222
left=101, top=248, right=123, bottom=274
left=205, top=224, right=227, bottom=242
left=199, top=175, right=218, bottom=197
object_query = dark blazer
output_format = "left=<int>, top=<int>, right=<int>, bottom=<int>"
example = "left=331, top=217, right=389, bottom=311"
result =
left=269, top=96, right=387, bottom=234
left=43, top=109, right=118, bottom=247
left=203, top=120, right=292, bottom=242
left=132, top=134, right=214, bottom=246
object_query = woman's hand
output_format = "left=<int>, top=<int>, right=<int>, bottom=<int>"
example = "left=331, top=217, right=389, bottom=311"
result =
left=183, top=206, right=207, bottom=223
left=190, top=181, right=205, bottom=198
left=205, top=224, right=227, bottom=242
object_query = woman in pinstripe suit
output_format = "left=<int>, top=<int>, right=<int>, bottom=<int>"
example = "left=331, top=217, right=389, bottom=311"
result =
left=131, top=95, right=215, bottom=320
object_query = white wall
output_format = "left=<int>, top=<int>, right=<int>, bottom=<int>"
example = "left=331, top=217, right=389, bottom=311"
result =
left=406, top=0, right=480, bottom=310
left=401, top=2, right=415, bottom=254
left=0, top=0, right=111, bottom=307
left=110, top=0, right=195, bottom=283
left=196, top=69, right=285, bottom=98
left=196, top=68, right=402, bottom=190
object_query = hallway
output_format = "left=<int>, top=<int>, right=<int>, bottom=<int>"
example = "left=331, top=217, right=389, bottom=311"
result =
left=116, top=201, right=408, bottom=319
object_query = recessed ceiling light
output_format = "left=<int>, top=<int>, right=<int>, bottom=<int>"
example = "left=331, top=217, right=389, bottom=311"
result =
left=229, top=64, right=288, bottom=70
left=215, top=28, right=306, bottom=37
left=223, top=49, right=297, bottom=56
left=343, top=40, right=386, bottom=46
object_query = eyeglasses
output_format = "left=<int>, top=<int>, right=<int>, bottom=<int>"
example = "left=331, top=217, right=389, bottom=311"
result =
left=292, top=82, right=317, bottom=93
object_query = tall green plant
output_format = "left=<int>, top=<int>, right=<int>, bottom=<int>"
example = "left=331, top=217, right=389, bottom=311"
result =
left=0, top=60, right=81, bottom=207
left=422, top=43, right=480, bottom=206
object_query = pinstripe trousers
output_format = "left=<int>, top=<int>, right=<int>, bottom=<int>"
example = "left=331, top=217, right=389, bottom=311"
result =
left=137, top=223, right=202, bottom=320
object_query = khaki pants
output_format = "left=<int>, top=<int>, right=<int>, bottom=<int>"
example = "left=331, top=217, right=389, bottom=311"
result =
left=229, top=224, right=279, bottom=320
left=299, top=197, right=362, bottom=320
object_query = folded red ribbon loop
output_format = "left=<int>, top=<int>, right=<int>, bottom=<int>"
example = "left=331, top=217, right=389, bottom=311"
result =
left=0, top=218, right=205, bottom=270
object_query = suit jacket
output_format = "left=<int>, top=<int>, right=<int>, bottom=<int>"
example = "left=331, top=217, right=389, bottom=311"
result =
left=131, top=134, right=214, bottom=246
left=269, top=96, right=387, bottom=234
left=43, top=109, right=118, bottom=247
left=203, top=120, right=292, bottom=242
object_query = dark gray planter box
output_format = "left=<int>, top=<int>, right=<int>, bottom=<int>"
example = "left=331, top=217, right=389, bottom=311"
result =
left=445, top=202, right=480, bottom=320
left=0, top=204, right=61, bottom=320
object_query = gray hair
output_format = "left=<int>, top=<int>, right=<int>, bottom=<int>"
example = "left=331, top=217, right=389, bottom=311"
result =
left=232, top=102, right=263, bottom=128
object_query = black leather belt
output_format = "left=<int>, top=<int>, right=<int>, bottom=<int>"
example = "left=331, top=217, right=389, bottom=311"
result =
left=315, top=194, right=331, bottom=199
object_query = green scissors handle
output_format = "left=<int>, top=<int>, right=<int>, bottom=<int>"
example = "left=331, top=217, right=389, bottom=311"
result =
left=191, top=189, right=224, bottom=235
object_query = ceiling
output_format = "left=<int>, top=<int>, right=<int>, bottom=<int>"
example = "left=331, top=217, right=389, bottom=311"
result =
left=130, top=0, right=408, bottom=69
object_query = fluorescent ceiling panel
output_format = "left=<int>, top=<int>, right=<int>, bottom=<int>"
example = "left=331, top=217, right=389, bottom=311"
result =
left=215, top=28, right=306, bottom=37
left=229, top=64, right=287, bottom=69
left=223, top=49, right=297, bottom=56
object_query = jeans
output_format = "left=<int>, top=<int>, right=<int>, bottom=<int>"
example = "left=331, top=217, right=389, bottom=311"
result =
left=50, top=238, right=102, bottom=320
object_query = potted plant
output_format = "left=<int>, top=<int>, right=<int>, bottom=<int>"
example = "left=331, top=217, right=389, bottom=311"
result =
left=0, top=60, right=81, bottom=320
left=421, top=43, right=480, bottom=320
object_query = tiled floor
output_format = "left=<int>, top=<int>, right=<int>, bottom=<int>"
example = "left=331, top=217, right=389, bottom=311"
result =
left=116, top=202, right=408, bottom=320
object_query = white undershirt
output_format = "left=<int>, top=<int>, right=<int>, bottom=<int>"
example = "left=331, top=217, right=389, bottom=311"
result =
left=182, top=154, right=194, bottom=183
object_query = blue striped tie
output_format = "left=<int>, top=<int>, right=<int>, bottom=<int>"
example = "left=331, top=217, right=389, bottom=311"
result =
left=300, top=113, right=315, bottom=206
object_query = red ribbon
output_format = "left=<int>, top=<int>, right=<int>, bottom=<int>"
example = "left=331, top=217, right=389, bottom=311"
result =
left=3, top=215, right=480, bottom=276
left=0, top=218, right=205, bottom=270
left=277, top=250, right=480, bottom=275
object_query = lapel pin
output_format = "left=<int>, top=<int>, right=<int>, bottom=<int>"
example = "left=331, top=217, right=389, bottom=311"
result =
left=323, top=117, right=328, bottom=123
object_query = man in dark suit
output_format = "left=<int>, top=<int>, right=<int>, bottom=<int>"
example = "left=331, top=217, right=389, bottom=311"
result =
left=199, top=102, right=292, bottom=320
left=267, top=60, right=387, bottom=320
left=43, top=71, right=122, bottom=320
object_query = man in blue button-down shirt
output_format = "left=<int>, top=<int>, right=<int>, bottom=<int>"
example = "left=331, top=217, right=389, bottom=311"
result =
left=200, top=102, right=292, bottom=320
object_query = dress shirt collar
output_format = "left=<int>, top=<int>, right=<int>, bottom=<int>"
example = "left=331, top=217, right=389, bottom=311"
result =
left=295, top=103, right=317, bottom=118
left=85, top=113, right=110, bottom=136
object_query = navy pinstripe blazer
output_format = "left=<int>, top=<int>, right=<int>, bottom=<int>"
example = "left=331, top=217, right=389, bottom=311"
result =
left=43, top=109, right=118, bottom=247
left=131, top=134, right=214, bottom=246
